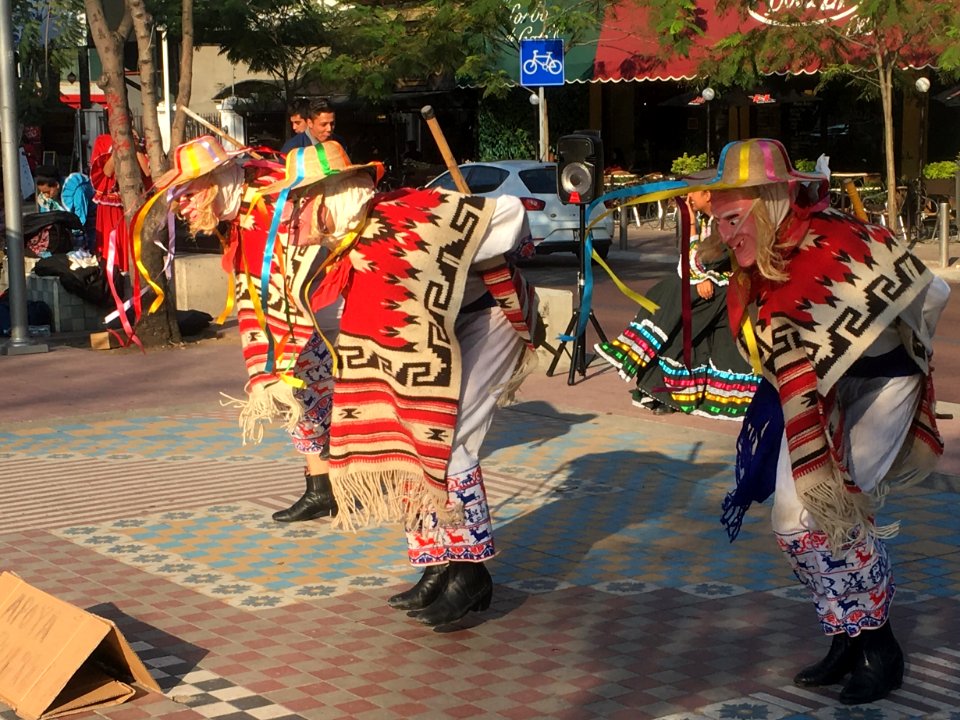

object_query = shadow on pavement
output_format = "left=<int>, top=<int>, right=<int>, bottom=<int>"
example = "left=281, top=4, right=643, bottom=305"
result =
left=86, top=601, right=209, bottom=693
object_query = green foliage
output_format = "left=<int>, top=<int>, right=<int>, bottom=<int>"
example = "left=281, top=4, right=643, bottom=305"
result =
left=195, top=0, right=337, bottom=98
left=671, top=152, right=708, bottom=176
left=298, top=0, right=523, bottom=101
left=923, top=161, right=959, bottom=180
left=794, top=159, right=817, bottom=172
left=13, top=0, right=86, bottom=124
left=653, top=0, right=960, bottom=92
left=195, top=0, right=605, bottom=103
left=478, top=89, right=536, bottom=161
left=476, top=84, right=590, bottom=161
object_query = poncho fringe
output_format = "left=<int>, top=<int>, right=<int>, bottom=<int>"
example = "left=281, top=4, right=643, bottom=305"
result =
left=734, top=210, right=944, bottom=549
left=221, top=380, right=304, bottom=445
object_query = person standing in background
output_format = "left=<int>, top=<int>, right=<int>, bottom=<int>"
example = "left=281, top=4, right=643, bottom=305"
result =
left=280, top=99, right=341, bottom=154
left=280, top=99, right=315, bottom=154
left=89, top=132, right=149, bottom=271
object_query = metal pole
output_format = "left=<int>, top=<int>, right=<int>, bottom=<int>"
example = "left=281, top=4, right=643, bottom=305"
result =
left=939, top=202, right=950, bottom=268
left=0, top=0, right=47, bottom=356
left=705, top=102, right=711, bottom=165
left=956, top=172, right=960, bottom=242
left=538, top=86, right=548, bottom=162
left=160, top=28, right=173, bottom=153
left=618, top=204, right=628, bottom=250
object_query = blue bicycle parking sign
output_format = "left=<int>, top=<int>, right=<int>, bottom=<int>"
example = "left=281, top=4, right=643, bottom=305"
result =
left=519, top=38, right=565, bottom=87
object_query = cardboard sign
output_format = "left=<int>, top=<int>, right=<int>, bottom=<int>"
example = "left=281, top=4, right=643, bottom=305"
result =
left=0, top=573, right=161, bottom=720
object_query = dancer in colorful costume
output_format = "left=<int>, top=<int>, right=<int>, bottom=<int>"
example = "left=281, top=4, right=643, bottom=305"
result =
left=596, top=182, right=759, bottom=418
left=138, top=136, right=351, bottom=521
left=696, top=139, right=949, bottom=704
left=257, top=142, right=540, bottom=626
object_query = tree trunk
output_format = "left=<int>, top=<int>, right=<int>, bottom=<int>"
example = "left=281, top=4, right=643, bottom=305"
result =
left=170, top=0, right=195, bottom=149
left=129, top=0, right=164, bottom=175
left=878, top=58, right=901, bottom=238
left=125, top=0, right=181, bottom=345
left=86, top=0, right=180, bottom=346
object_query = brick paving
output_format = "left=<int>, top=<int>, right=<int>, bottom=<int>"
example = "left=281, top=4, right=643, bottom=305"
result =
left=1, top=231, right=959, bottom=719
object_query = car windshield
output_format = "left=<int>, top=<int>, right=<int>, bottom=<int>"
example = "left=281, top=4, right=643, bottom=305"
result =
left=518, top=167, right=557, bottom=194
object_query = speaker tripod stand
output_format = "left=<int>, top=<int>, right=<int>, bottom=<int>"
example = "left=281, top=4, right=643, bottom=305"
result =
left=546, top=204, right=608, bottom=385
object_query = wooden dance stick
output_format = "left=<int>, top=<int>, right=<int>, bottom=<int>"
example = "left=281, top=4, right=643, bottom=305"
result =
left=180, top=105, right=262, bottom=159
left=420, top=105, right=470, bottom=193
left=843, top=179, right=869, bottom=222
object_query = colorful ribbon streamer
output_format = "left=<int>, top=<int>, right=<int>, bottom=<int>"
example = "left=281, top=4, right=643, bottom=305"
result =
left=559, top=179, right=688, bottom=341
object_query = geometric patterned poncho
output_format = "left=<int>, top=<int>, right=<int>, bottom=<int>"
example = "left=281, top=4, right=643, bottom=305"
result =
left=223, top=190, right=328, bottom=444
left=728, top=207, right=945, bottom=547
left=326, top=188, right=534, bottom=531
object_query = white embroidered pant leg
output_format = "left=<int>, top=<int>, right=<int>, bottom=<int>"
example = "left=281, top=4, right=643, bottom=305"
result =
left=406, top=307, right=526, bottom=566
left=771, top=374, right=921, bottom=635
left=290, top=332, right=335, bottom=455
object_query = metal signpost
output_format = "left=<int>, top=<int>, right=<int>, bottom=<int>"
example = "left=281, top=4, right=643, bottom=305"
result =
left=1, top=0, right=47, bottom=355
left=520, top=39, right=564, bottom=162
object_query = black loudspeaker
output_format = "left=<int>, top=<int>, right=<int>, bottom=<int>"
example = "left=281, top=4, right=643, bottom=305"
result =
left=556, top=131, right=604, bottom=205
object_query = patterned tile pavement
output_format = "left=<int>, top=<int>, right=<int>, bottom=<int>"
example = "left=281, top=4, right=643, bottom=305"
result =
left=2, top=394, right=960, bottom=719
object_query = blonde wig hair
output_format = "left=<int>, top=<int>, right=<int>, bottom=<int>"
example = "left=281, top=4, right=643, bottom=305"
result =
left=178, top=164, right=245, bottom=235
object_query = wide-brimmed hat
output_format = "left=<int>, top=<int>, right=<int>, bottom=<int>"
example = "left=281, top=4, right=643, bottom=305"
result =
left=259, top=141, right=384, bottom=196
left=683, top=168, right=718, bottom=183
left=154, top=135, right=247, bottom=192
left=683, top=139, right=827, bottom=193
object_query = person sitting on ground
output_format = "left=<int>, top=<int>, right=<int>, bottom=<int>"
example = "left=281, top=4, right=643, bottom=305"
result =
left=34, top=165, right=65, bottom=214
left=33, top=165, right=96, bottom=253
left=595, top=176, right=760, bottom=419
left=60, top=172, right=97, bottom=252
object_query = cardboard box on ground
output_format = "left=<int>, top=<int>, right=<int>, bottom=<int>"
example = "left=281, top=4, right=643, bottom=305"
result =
left=0, top=572, right=160, bottom=720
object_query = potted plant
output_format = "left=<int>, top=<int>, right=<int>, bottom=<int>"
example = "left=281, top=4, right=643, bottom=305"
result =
left=922, top=160, right=959, bottom=198
left=670, top=152, right=708, bottom=177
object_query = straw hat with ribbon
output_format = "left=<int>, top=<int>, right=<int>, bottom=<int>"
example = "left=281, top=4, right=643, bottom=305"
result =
left=153, top=135, right=248, bottom=193
left=130, top=135, right=250, bottom=322
left=254, top=140, right=385, bottom=291
left=680, top=138, right=828, bottom=196
left=259, top=141, right=384, bottom=197
left=677, top=139, right=829, bottom=378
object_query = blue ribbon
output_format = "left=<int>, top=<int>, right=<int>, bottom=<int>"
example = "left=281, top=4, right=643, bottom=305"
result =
left=259, top=149, right=306, bottom=373
left=559, top=179, right=688, bottom=342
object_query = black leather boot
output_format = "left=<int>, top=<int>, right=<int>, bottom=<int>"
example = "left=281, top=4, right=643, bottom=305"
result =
left=794, top=633, right=856, bottom=687
left=387, top=564, right=449, bottom=610
left=272, top=472, right=338, bottom=522
left=410, top=561, right=493, bottom=626
left=839, top=622, right=904, bottom=705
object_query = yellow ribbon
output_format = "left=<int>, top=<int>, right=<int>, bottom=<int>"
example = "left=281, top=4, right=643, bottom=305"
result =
left=741, top=312, right=762, bottom=376
left=729, top=256, right=763, bottom=375
left=129, top=192, right=168, bottom=314
left=212, top=228, right=235, bottom=325
left=581, top=200, right=667, bottom=314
